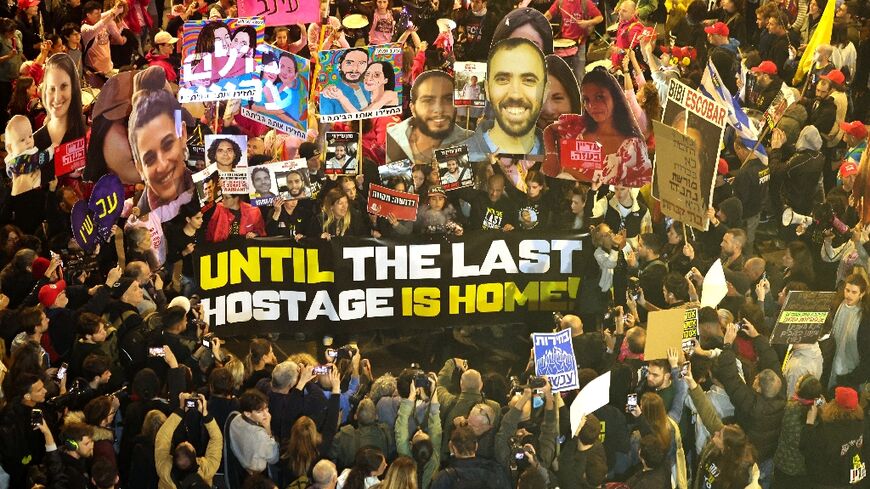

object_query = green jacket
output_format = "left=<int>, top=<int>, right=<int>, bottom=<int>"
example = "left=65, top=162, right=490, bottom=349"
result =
left=772, top=402, right=809, bottom=476
left=436, top=360, right=502, bottom=456
left=328, top=422, right=395, bottom=470
left=689, top=385, right=724, bottom=489
left=397, top=399, right=441, bottom=489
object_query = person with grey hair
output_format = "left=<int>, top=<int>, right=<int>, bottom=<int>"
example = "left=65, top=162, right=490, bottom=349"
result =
left=436, top=358, right=502, bottom=459
left=808, top=43, right=836, bottom=93
left=328, top=398, right=395, bottom=470
left=123, top=260, right=165, bottom=315
left=312, top=459, right=338, bottom=489
left=268, top=362, right=315, bottom=455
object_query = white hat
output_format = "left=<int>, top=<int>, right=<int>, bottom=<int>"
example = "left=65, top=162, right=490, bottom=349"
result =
left=154, top=31, right=178, bottom=45
left=168, top=296, right=191, bottom=313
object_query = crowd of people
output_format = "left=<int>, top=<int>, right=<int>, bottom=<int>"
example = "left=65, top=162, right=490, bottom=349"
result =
left=0, top=0, right=868, bottom=487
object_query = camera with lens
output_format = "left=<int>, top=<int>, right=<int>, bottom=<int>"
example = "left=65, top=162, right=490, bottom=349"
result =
left=509, top=376, right=547, bottom=395
left=509, top=436, right=533, bottom=471
left=552, top=311, right=564, bottom=331
left=412, top=370, right=430, bottom=390
left=335, top=345, right=358, bottom=361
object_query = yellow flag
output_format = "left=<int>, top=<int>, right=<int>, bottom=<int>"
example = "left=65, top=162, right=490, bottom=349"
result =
left=792, top=0, right=836, bottom=85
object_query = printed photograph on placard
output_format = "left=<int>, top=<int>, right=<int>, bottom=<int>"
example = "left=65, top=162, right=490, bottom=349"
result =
left=248, top=162, right=287, bottom=207
left=316, top=44, right=403, bottom=122
left=454, top=62, right=486, bottom=107
left=378, top=158, right=414, bottom=192
left=435, top=145, right=473, bottom=191
left=205, top=134, right=248, bottom=172
left=239, top=44, right=309, bottom=139
left=273, top=159, right=313, bottom=200
left=179, top=17, right=265, bottom=103
left=324, top=132, right=359, bottom=175
left=540, top=68, right=651, bottom=187
left=193, top=164, right=220, bottom=208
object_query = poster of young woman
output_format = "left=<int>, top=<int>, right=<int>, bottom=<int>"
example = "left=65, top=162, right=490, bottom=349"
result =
left=540, top=69, right=651, bottom=188
left=240, top=44, right=310, bottom=139
left=179, top=17, right=265, bottom=103
left=316, top=44, right=403, bottom=122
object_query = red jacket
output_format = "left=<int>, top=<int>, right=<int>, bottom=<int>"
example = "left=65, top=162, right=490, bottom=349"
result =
left=146, top=53, right=177, bottom=83
left=206, top=202, right=266, bottom=242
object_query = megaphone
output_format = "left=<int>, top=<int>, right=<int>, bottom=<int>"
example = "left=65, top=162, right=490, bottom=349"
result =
left=782, top=207, right=813, bottom=227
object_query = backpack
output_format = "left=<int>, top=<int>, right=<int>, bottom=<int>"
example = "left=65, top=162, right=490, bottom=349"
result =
left=286, top=475, right=310, bottom=489
left=444, top=467, right=489, bottom=489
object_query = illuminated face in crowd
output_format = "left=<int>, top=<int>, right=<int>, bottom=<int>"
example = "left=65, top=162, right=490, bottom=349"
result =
left=286, top=171, right=306, bottom=197
left=411, top=75, right=456, bottom=140
left=487, top=41, right=545, bottom=138
left=581, top=82, right=614, bottom=125
left=539, top=75, right=572, bottom=130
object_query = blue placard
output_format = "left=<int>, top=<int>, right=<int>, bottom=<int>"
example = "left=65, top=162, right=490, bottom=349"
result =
left=532, top=329, right=579, bottom=393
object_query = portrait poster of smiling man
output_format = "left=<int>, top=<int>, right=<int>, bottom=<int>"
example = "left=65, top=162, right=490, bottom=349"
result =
left=461, top=38, right=547, bottom=164
left=316, top=43, right=403, bottom=122
left=178, top=17, right=265, bottom=103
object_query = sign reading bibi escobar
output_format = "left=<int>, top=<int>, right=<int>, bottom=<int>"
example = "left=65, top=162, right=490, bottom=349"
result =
left=194, top=232, right=588, bottom=335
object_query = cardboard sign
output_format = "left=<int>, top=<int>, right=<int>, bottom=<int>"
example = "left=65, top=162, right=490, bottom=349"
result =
left=652, top=121, right=715, bottom=232
left=644, top=308, right=686, bottom=360
left=237, top=0, right=319, bottom=26
left=532, top=329, right=580, bottom=393
left=248, top=162, right=285, bottom=207
left=55, top=137, right=87, bottom=176
left=179, top=18, right=265, bottom=103
left=454, top=61, right=487, bottom=107
left=435, top=145, right=473, bottom=191
left=570, top=371, right=610, bottom=436
left=763, top=91, right=789, bottom=130
left=324, top=132, right=359, bottom=175
left=317, top=44, right=404, bottom=122
left=772, top=291, right=836, bottom=344
left=367, top=184, right=419, bottom=222
left=682, top=308, right=699, bottom=350
left=560, top=139, right=604, bottom=172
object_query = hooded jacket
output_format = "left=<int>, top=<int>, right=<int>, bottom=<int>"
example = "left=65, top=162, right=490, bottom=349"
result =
left=770, top=125, right=825, bottom=215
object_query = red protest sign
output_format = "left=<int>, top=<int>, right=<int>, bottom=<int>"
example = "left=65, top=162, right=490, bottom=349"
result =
left=55, top=137, right=87, bottom=176
left=560, top=139, right=603, bottom=172
left=367, top=184, right=419, bottom=222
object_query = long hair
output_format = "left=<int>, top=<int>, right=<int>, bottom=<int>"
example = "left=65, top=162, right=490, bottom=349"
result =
left=490, top=7, right=554, bottom=55
left=712, top=425, right=757, bottom=488
left=343, top=447, right=385, bottom=489
left=821, top=399, right=864, bottom=423
left=545, top=55, right=581, bottom=114
left=8, top=77, right=34, bottom=116
left=639, top=393, right=672, bottom=450
left=322, top=188, right=351, bottom=237
left=580, top=68, right=644, bottom=140
left=638, top=82, right=661, bottom=132
left=232, top=25, right=258, bottom=55
left=44, top=53, right=86, bottom=142
left=836, top=273, right=870, bottom=315
left=380, top=456, right=417, bottom=489
left=285, top=416, right=319, bottom=478
left=786, top=240, right=815, bottom=285
left=193, top=21, right=224, bottom=67
left=368, top=61, right=397, bottom=91
left=244, top=338, right=272, bottom=378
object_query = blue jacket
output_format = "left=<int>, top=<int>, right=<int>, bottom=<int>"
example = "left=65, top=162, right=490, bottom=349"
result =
left=319, top=80, right=370, bottom=115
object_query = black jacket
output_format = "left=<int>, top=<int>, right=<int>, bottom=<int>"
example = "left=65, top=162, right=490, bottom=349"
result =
left=801, top=418, right=866, bottom=486
left=770, top=147, right=824, bottom=216
left=732, top=157, right=769, bottom=218
left=805, top=96, right=838, bottom=136
left=556, top=439, right=608, bottom=489
left=430, top=456, right=511, bottom=489
left=714, top=337, right=785, bottom=461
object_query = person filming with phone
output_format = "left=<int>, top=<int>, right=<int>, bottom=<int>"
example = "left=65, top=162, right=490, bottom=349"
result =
left=154, top=392, right=223, bottom=488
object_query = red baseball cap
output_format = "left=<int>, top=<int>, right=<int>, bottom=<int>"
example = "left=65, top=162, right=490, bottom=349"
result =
left=38, top=280, right=66, bottom=308
left=717, top=158, right=730, bottom=176
left=820, top=69, right=845, bottom=86
left=751, top=61, right=778, bottom=76
left=704, top=22, right=729, bottom=37
left=839, top=121, right=868, bottom=140
left=17, top=0, right=38, bottom=8
left=839, top=161, right=859, bottom=178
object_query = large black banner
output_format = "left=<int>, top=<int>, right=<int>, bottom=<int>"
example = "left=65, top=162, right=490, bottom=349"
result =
left=193, top=231, right=590, bottom=336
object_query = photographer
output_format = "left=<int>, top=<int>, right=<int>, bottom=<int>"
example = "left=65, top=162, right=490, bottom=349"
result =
left=435, top=358, right=501, bottom=457
left=319, top=347, right=362, bottom=425
left=155, top=392, right=223, bottom=489
left=329, top=397, right=395, bottom=470
left=494, top=380, right=557, bottom=483
left=430, top=425, right=510, bottom=489
left=395, top=372, right=441, bottom=489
